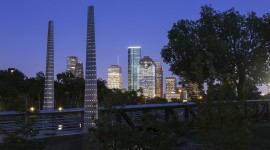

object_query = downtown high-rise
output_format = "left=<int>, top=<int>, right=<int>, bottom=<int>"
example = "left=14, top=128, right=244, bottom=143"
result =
left=108, top=65, right=122, bottom=89
left=128, top=46, right=141, bottom=91
left=138, top=56, right=156, bottom=98
left=75, top=62, right=84, bottom=78
left=154, top=61, right=163, bottom=97
left=67, top=56, right=78, bottom=74
left=67, top=56, right=84, bottom=78
left=166, top=77, right=177, bottom=94
left=43, top=20, right=54, bottom=110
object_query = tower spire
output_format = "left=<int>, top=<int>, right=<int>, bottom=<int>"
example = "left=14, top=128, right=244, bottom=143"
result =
left=84, top=6, right=98, bottom=131
left=43, top=20, right=55, bottom=110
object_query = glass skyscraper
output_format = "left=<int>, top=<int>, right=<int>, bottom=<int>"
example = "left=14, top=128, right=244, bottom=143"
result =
left=108, top=65, right=122, bottom=89
left=138, top=56, right=156, bottom=98
left=128, top=46, right=141, bottom=91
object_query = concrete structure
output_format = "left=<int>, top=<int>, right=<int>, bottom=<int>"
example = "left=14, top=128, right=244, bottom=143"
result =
left=128, top=46, right=141, bottom=91
left=108, top=65, right=122, bottom=89
left=67, top=56, right=78, bottom=75
left=154, top=61, right=163, bottom=97
left=138, top=56, right=156, bottom=98
left=166, top=77, right=177, bottom=94
left=84, top=6, right=98, bottom=130
left=75, top=62, right=84, bottom=78
left=43, top=21, right=55, bottom=110
left=67, top=56, right=84, bottom=78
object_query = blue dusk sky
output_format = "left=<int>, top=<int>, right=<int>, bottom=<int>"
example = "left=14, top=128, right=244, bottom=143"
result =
left=0, top=0, right=269, bottom=93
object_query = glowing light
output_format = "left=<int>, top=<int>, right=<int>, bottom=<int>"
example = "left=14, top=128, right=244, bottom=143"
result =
left=58, top=125, right=63, bottom=130
left=58, top=107, right=63, bottom=111
left=198, top=96, right=203, bottom=100
left=30, top=107, right=35, bottom=112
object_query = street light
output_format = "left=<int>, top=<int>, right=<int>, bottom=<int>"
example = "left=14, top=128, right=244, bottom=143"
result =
left=30, top=106, right=35, bottom=112
left=58, top=106, right=63, bottom=111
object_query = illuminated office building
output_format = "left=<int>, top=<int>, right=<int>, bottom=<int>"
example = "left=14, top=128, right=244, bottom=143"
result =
left=75, top=62, right=84, bottom=78
left=67, top=56, right=84, bottom=78
left=166, top=77, right=177, bottom=94
left=108, top=65, right=122, bottom=89
left=67, top=56, right=78, bottom=75
left=138, top=56, right=156, bottom=98
left=128, top=46, right=141, bottom=91
left=154, top=61, right=163, bottom=97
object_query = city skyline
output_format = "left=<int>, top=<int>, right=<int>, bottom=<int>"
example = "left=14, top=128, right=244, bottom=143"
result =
left=0, top=1, right=269, bottom=93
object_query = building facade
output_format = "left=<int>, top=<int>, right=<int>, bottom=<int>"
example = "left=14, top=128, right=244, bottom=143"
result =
left=128, top=46, right=141, bottom=91
left=43, top=20, right=55, bottom=110
left=154, top=61, right=163, bottom=97
left=138, top=56, right=156, bottom=98
left=67, top=56, right=84, bottom=78
left=75, top=62, right=84, bottom=78
left=84, top=6, right=98, bottom=130
left=67, top=56, right=78, bottom=75
left=108, top=65, right=122, bottom=89
left=166, top=77, right=177, bottom=94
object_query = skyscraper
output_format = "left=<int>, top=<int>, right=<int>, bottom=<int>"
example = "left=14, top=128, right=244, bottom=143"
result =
left=108, top=65, right=122, bottom=89
left=67, top=56, right=78, bottom=75
left=138, top=56, right=156, bottom=98
left=84, top=6, right=98, bottom=130
left=67, top=56, right=84, bottom=78
left=154, top=61, right=163, bottom=97
left=166, top=77, right=177, bottom=94
left=128, top=46, right=141, bottom=91
left=75, top=62, right=84, bottom=78
left=43, top=20, right=54, bottom=110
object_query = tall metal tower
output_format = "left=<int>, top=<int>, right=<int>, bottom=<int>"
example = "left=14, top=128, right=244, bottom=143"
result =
left=43, top=21, right=55, bottom=110
left=84, top=6, right=98, bottom=131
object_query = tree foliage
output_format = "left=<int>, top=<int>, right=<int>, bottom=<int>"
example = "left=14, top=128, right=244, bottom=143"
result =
left=161, top=5, right=270, bottom=100
left=194, top=101, right=253, bottom=150
left=55, top=71, right=85, bottom=108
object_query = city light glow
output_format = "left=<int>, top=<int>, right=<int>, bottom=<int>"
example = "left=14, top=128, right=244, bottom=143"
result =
left=30, top=107, right=35, bottom=112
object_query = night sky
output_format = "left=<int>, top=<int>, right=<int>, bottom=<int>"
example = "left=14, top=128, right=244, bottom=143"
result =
left=1, top=0, right=269, bottom=93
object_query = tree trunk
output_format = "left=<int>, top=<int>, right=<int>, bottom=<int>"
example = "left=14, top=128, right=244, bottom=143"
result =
left=237, top=75, right=245, bottom=101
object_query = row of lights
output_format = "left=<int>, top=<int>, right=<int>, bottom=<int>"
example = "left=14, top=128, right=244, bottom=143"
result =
left=29, top=106, right=63, bottom=112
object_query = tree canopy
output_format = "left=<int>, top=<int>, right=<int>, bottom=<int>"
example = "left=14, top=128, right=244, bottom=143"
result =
left=161, top=5, right=270, bottom=100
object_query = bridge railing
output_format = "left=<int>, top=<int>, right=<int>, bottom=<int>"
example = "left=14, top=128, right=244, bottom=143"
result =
left=0, top=99, right=269, bottom=140
left=98, top=99, right=270, bottom=128
left=0, top=108, right=84, bottom=139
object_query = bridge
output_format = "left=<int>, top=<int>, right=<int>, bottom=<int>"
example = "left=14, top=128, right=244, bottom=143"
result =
left=1, top=99, right=269, bottom=142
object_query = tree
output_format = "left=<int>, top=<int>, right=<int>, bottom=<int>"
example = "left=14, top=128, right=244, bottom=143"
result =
left=161, top=5, right=270, bottom=100
left=24, top=72, right=45, bottom=110
left=0, top=69, right=27, bottom=111
left=55, top=71, right=84, bottom=108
